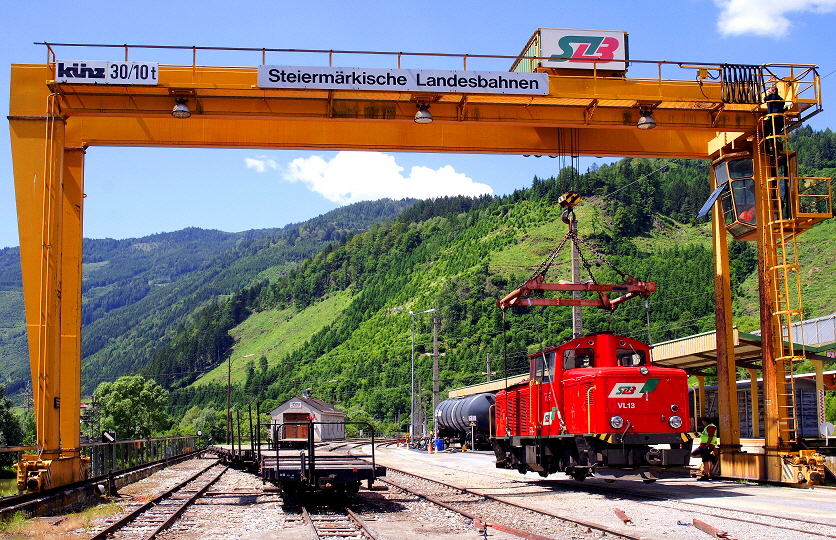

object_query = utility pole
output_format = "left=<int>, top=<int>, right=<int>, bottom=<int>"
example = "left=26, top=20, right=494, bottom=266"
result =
left=432, top=313, right=440, bottom=423
left=394, top=307, right=435, bottom=441
left=228, top=353, right=255, bottom=444
left=486, top=354, right=492, bottom=382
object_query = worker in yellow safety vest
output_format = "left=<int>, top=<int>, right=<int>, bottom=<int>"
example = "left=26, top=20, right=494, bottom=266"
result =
left=691, top=417, right=718, bottom=481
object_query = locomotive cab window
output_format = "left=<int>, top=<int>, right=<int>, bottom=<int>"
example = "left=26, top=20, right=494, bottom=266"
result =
left=563, top=348, right=594, bottom=369
left=532, top=351, right=556, bottom=382
left=616, top=348, right=646, bottom=367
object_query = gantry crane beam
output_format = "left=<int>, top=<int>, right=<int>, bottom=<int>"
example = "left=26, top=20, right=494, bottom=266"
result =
left=8, top=55, right=822, bottom=491
left=11, top=64, right=769, bottom=158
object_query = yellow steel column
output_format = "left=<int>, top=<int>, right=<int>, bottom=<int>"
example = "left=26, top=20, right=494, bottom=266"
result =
left=9, top=63, right=87, bottom=489
left=710, top=165, right=741, bottom=455
left=10, top=112, right=65, bottom=460
left=60, top=147, right=85, bottom=461
left=747, top=368, right=761, bottom=438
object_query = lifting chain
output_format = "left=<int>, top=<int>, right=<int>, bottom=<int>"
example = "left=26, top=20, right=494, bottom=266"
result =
left=517, top=222, right=630, bottom=290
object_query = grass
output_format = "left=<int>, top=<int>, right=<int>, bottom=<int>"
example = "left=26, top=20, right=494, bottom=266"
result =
left=191, top=289, right=354, bottom=387
left=489, top=203, right=578, bottom=277
left=0, top=511, right=27, bottom=534
left=633, top=215, right=713, bottom=253
left=0, top=501, right=123, bottom=539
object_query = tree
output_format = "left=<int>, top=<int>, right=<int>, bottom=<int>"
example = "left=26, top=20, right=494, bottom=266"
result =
left=179, top=406, right=225, bottom=443
left=0, top=385, right=23, bottom=467
left=94, top=375, right=170, bottom=439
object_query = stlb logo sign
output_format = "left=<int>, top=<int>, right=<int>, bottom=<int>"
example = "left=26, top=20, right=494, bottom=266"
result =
left=539, top=29, right=628, bottom=72
left=549, top=36, right=620, bottom=63
left=607, top=379, right=660, bottom=399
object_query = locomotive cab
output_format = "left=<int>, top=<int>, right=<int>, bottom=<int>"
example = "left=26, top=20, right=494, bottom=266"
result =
left=492, top=333, right=693, bottom=481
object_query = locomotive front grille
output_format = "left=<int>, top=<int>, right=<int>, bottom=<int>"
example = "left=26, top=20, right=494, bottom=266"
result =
left=584, top=382, right=595, bottom=406
left=508, top=393, right=520, bottom=433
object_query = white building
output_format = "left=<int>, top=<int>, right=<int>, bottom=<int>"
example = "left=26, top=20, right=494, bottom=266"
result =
left=268, top=395, right=346, bottom=442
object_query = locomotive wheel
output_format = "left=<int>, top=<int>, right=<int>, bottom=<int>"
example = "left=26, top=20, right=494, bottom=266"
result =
left=538, top=471, right=549, bottom=478
left=517, top=465, right=527, bottom=475
left=571, top=470, right=588, bottom=482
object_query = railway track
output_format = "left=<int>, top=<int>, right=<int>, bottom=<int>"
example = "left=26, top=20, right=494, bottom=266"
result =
left=383, top=465, right=836, bottom=540
left=530, top=476, right=836, bottom=539
left=381, top=468, right=641, bottom=540
left=88, top=460, right=227, bottom=539
left=300, top=500, right=381, bottom=540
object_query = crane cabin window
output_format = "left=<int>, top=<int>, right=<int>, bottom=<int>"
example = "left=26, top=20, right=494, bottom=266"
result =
left=532, top=351, right=557, bottom=382
left=563, top=348, right=594, bottom=370
left=616, top=348, right=647, bottom=367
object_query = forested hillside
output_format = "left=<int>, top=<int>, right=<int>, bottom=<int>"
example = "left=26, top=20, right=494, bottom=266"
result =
left=0, top=199, right=415, bottom=395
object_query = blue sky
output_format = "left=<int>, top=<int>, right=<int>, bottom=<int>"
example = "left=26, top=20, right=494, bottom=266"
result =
left=2, top=0, right=835, bottom=249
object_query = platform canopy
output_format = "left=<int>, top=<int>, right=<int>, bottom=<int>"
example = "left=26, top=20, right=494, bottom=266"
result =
left=651, top=328, right=833, bottom=374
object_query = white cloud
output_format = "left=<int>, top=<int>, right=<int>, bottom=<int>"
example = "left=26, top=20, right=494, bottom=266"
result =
left=245, top=156, right=278, bottom=173
left=282, top=151, right=493, bottom=204
left=715, top=0, right=836, bottom=37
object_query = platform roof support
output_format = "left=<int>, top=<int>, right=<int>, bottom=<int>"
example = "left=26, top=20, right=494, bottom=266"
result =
left=746, top=368, right=761, bottom=438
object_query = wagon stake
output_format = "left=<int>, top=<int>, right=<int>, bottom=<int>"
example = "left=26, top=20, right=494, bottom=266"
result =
left=693, top=519, right=738, bottom=539
left=614, top=508, right=634, bottom=526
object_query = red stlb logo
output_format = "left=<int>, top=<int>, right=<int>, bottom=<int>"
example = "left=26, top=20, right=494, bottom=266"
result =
left=550, top=36, right=619, bottom=63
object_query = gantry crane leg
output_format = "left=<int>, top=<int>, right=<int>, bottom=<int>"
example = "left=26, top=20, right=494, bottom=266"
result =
left=709, top=167, right=742, bottom=473
left=10, top=106, right=87, bottom=491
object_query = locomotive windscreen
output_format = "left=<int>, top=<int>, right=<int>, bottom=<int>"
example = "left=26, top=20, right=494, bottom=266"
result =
left=563, top=348, right=594, bottom=369
left=532, top=351, right=557, bottom=382
left=616, top=348, right=646, bottom=367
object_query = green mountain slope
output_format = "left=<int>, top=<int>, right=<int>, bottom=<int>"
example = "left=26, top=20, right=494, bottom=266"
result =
left=155, top=144, right=835, bottom=427
left=0, top=199, right=416, bottom=396
left=82, top=199, right=414, bottom=393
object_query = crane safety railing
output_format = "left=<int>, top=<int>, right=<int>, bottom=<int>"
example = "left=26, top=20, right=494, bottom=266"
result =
left=36, top=42, right=820, bottom=111
left=0, top=435, right=200, bottom=483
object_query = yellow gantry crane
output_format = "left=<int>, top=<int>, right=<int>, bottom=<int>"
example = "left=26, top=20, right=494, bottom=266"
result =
left=8, top=32, right=828, bottom=490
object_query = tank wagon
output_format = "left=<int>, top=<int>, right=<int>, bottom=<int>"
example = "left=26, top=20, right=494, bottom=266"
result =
left=434, top=393, right=495, bottom=449
left=492, top=333, right=694, bottom=482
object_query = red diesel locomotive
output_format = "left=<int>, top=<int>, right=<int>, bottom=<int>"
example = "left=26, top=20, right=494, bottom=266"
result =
left=491, top=333, right=693, bottom=482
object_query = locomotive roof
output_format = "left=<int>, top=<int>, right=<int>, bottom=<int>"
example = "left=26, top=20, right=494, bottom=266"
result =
left=526, top=333, right=647, bottom=357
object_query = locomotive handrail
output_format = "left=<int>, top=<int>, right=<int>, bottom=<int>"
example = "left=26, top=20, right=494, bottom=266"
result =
left=488, top=404, right=496, bottom=438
